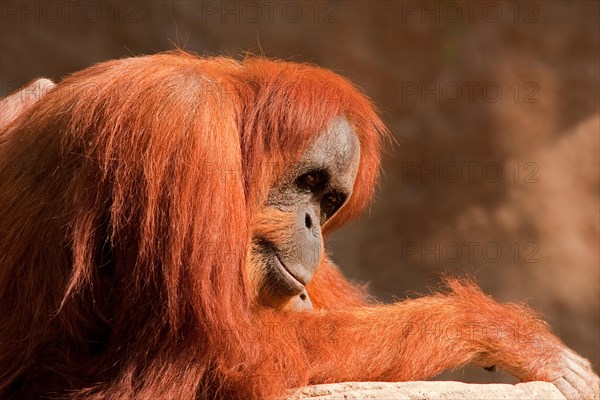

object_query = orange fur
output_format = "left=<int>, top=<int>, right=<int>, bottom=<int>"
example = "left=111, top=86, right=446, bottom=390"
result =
left=0, top=51, right=567, bottom=399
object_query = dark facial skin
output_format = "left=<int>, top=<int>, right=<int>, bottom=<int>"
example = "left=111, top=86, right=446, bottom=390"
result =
left=253, top=117, right=361, bottom=310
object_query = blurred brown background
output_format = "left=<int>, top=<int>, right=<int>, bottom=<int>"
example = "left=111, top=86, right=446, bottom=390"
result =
left=1, top=0, right=598, bottom=383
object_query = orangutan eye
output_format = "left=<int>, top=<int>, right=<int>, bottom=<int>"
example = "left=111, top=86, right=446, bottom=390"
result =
left=296, top=170, right=328, bottom=191
left=321, top=190, right=346, bottom=219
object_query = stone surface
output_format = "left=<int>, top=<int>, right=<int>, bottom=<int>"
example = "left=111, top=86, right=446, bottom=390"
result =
left=285, top=381, right=566, bottom=400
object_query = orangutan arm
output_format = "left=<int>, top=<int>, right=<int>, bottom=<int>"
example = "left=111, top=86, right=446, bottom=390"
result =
left=306, top=261, right=371, bottom=309
left=264, top=279, right=598, bottom=399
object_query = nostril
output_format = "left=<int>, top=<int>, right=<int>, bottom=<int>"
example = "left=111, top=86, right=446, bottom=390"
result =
left=305, top=213, right=313, bottom=229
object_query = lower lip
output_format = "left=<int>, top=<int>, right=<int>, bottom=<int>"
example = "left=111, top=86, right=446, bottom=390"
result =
left=273, top=254, right=305, bottom=290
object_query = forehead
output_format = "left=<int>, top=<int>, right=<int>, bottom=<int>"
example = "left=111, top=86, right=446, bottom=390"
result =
left=302, top=117, right=360, bottom=174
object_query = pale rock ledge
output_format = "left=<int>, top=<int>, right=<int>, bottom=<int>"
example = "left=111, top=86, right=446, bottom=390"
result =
left=285, top=381, right=565, bottom=400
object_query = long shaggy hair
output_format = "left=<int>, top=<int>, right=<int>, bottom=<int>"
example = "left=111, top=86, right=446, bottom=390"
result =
left=0, top=51, right=386, bottom=399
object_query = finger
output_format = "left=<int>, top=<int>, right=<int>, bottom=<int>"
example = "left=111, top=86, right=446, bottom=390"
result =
left=553, top=376, right=582, bottom=400
left=563, top=349, right=600, bottom=397
left=565, top=355, right=599, bottom=395
left=564, top=369, right=596, bottom=400
left=565, top=349, right=594, bottom=372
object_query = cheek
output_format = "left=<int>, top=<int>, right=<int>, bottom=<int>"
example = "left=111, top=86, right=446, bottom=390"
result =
left=251, top=207, right=297, bottom=245
left=246, top=208, right=297, bottom=294
left=245, top=241, right=267, bottom=297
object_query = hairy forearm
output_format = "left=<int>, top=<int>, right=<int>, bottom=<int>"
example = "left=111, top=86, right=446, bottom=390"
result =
left=280, top=280, right=558, bottom=384
left=299, top=298, right=478, bottom=382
